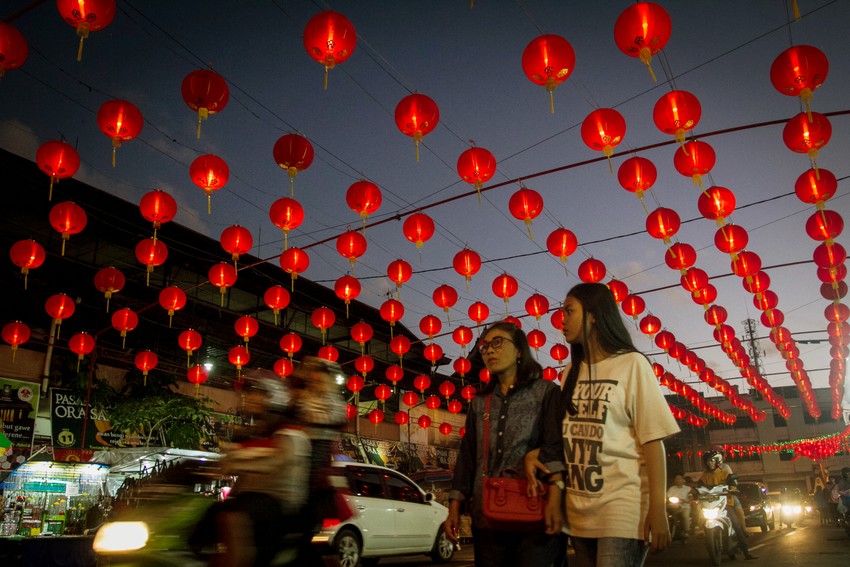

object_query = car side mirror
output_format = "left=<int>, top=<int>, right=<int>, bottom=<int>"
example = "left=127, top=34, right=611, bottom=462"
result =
left=424, top=492, right=434, bottom=502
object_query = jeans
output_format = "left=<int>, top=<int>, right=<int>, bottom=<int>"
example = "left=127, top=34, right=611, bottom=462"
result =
left=472, top=526, right=566, bottom=567
left=569, top=537, right=649, bottom=567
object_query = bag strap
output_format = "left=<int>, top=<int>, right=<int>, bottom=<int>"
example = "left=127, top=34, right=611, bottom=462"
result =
left=482, top=393, right=492, bottom=477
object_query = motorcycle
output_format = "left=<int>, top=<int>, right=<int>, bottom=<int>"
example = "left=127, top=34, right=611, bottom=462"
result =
left=666, top=496, right=689, bottom=541
left=835, top=490, right=850, bottom=537
left=697, top=485, right=739, bottom=566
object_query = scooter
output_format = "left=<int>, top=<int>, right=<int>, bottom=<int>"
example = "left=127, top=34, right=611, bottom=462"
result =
left=697, top=485, right=739, bottom=566
left=666, top=496, right=689, bottom=542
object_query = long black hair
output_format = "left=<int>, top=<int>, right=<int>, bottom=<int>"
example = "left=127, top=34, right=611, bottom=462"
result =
left=562, top=283, right=639, bottom=415
left=478, top=321, right=542, bottom=394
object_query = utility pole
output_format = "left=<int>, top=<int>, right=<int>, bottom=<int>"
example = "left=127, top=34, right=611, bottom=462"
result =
left=742, top=318, right=765, bottom=399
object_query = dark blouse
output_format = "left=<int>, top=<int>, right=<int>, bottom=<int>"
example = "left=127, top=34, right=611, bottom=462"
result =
left=448, top=378, right=565, bottom=526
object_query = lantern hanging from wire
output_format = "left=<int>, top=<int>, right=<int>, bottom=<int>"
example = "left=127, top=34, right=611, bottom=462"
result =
left=111, top=307, right=138, bottom=348
left=139, top=189, right=176, bottom=242
left=279, top=247, right=310, bottom=291
left=419, top=314, right=442, bottom=340
left=310, top=307, right=336, bottom=345
left=94, top=266, right=125, bottom=312
left=508, top=186, right=544, bottom=240
left=521, top=34, right=576, bottom=113
left=336, top=229, right=367, bottom=273
left=134, top=237, right=167, bottom=286
left=715, top=224, right=749, bottom=255
left=220, top=225, right=253, bottom=265
left=379, top=299, right=404, bottom=334
left=68, top=332, right=95, bottom=371
left=527, top=329, right=546, bottom=352
left=208, top=262, right=237, bottom=307
left=806, top=210, right=843, bottom=243
left=613, top=1, right=671, bottom=82
left=228, top=345, right=250, bottom=378
left=645, top=208, right=681, bottom=244
left=178, top=329, right=202, bottom=368
left=235, top=315, right=259, bottom=348
left=525, top=293, right=550, bottom=323
left=279, top=333, right=303, bottom=361
left=318, top=345, right=339, bottom=362
left=96, top=99, right=143, bottom=167
left=350, top=321, right=373, bottom=354
left=782, top=111, right=832, bottom=178
left=334, top=274, right=361, bottom=317
left=394, top=411, right=409, bottom=426
left=424, top=343, right=444, bottom=368
left=456, top=146, right=496, bottom=201
left=468, top=302, right=490, bottom=326
left=36, top=140, right=79, bottom=200
left=770, top=44, right=828, bottom=122
left=56, top=0, right=115, bottom=61
left=577, top=258, right=606, bottom=283
left=2, top=321, right=30, bottom=363
left=652, top=90, right=701, bottom=148
left=263, top=285, right=290, bottom=326
left=269, top=197, right=304, bottom=250
left=433, top=284, right=458, bottom=324
left=621, top=294, right=646, bottom=323
left=158, top=286, right=186, bottom=327
left=303, top=11, right=356, bottom=90
left=387, top=259, right=413, bottom=292
left=673, top=140, right=716, bottom=189
left=274, top=357, right=294, bottom=378
left=795, top=168, right=837, bottom=211
left=550, top=343, right=569, bottom=365
left=273, top=133, right=314, bottom=196
left=546, top=227, right=578, bottom=267
left=402, top=212, right=435, bottom=252
left=454, top=357, right=472, bottom=382
left=374, top=384, right=392, bottom=409
left=135, top=350, right=158, bottom=386
left=0, top=22, right=28, bottom=77
left=181, top=69, right=229, bottom=139
left=187, top=364, right=208, bottom=393
left=45, top=293, right=75, bottom=337
left=10, top=239, right=45, bottom=289
left=354, top=355, right=374, bottom=378
left=189, top=154, right=229, bottom=214
left=402, top=391, right=420, bottom=407
left=394, top=93, right=440, bottom=161
left=418, top=414, right=432, bottom=430
left=346, top=180, right=382, bottom=230
left=390, top=335, right=411, bottom=368
left=698, top=186, right=737, bottom=226
left=492, top=273, right=518, bottom=316
left=607, top=279, right=629, bottom=303
left=49, top=201, right=87, bottom=256
left=452, top=326, right=474, bottom=356
left=453, top=248, right=482, bottom=292
left=580, top=108, right=626, bottom=172
left=617, top=156, right=657, bottom=201
left=639, top=315, right=662, bottom=338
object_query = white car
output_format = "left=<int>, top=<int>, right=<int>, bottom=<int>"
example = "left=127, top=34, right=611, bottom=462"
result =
left=313, top=461, right=455, bottom=567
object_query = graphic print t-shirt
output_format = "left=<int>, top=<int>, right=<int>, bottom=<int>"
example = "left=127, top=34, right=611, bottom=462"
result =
left=561, top=352, right=680, bottom=539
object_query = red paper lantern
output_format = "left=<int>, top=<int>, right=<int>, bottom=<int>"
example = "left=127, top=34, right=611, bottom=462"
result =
left=577, top=258, right=606, bottom=283
left=387, top=259, right=413, bottom=290
left=426, top=395, right=441, bottom=410
left=2, top=321, right=30, bottom=362
left=681, top=267, right=709, bottom=294
left=825, top=303, right=850, bottom=323
left=613, top=1, right=672, bottom=82
left=448, top=400, right=463, bottom=415
left=453, top=357, right=472, bottom=378
left=795, top=168, right=837, bottom=206
left=468, top=302, right=490, bottom=326
left=269, top=197, right=305, bottom=250
left=452, top=326, right=474, bottom=351
left=813, top=242, right=846, bottom=269
left=208, top=262, right=237, bottom=306
left=394, top=93, right=440, bottom=161
left=336, top=230, right=368, bottom=270
left=525, top=294, right=550, bottom=321
left=617, top=156, right=657, bottom=197
left=418, top=415, right=432, bottom=429
left=346, top=180, right=382, bottom=226
left=235, top=315, right=260, bottom=345
left=189, top=154, right=229, bottom=214
left=653, top=90, right=701, bottom=145
left=580, top=108, right=626, bottom=164
left=187, top=364, right=208, bottom=389
left=263, top=285, right=291, bottom=325
left=303, top=11, right=356, bottom=89
left=280, top=333, right=303, bottom=359
left=665, top=242, right=697, bottom=271
left=135, top=350, right=158, bottom=384
left=355, top=355, right=375, bottom=378
left=390, top=336, right=411, bottom=363
left=56, top=0, right=115, bottom=61
left=479, top=368, right=491, bottom=383
left=36, top=140, right=79, bottom=200
left=49, top=201, right=87, bottom=255
left=395, top=411, right=409, bottom=426
left=521, top=34, right=576, bottom=113
left=317, top=345, right=339, bottom=362
left=639, top=314, right=662, bottom=337
left=504, top=316, right=522, bottom=328
left=673, top=140, right=716, bottom=188
left=178, top=329, right=202, bottom=367
left=10, top=239, right=45, bottom=289
left=453, top=248, right=482, bottom=290
left=754, top=290, right=780, bottom=311
left=550, top=343, right=569, bottom=363
left=94, top=266, right=125, bottom=311
left=68, top=332, right=95, bottom=369
left=782, top=111, right=832, bottom=173
left=111, top=307, right=138, bottom=347
left=492, top=273, right=518, bottom=315
left=279, top=247, right=310, bottom=289
left=350, top=321, right=373, bottom=351
left=414, top=374, right=431, bottom=394
left=181, top=69, right=229, bottom=139
left=546, top=227, right=578, bottom=264
left=402, top=212, right=435, bottom=248
left=761, top=309, right=785, bottom=328
left=334, top=275, right=360, bottom=317
left=424, top=343, right=444, bottom=366
left=439, top=423, right=453, bottom=436
left=310, top=307, right=336, bottom=343
left=0, top=22, right=28, bottom=77
left=731, top=251, right=762, bottom=278
left=274, top=357, right=294, bottom=378
left=698, top=186, right=736, bottom=222
left=433, top=284, right=459, bottom=321
left=139, top=189, right=176, bottom=239
left=621, top=294, right=646, bottom=320
left=273, top=134, right=314, bottom=194
left=770, top=45, right=828, bottom=120
left=715, top=224, right=749, bottom=254
left=220, top=225, right=253, bottom=263
left=527, top=329, right=546, bottom=350
left=379, top=299, right=404, bottom=328
left=96, top=99, right=143, bottom=167
left=45, top=293, right=75, bottom=329
left=742, top=272, right=770, bottom=295
left=705, top=305, right=728, bottom=326
left=607, top=280, right=629, bottom=303
left=439, top=380, right=456, bottom=401
left=508, top=187, right=544, bottom=239
left=403, top=391, right=420, bottom=407
left=805, top=210, right=843, bottom=242
left=655, top=330, right=675, bottom=351
left=385, top=365, right=404, bottom=386
left=645, top=207, right=681, bottom=241
left=461, top=385, right=476, bottom=402
left=419, top=315, right=442, bottom=339
left=457, top=146, right=497, bottom=199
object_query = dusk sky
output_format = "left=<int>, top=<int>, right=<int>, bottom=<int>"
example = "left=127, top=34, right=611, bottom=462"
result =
left=1, top=1, right=848, bottom=420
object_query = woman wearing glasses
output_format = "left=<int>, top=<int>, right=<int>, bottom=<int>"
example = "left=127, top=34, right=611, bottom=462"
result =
left=444, top=321, right=567, bottom=567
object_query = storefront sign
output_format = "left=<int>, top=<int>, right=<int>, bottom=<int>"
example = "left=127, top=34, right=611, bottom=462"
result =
left=0, top=378, right=39, bottom=471
left=50, top=388, right=148, bottom=450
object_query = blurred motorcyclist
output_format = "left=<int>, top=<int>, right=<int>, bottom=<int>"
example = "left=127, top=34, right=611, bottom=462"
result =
left=699, top=450, right=757, bottom=560
left=834, top=467, right=850, bottom=516
left=666, top=474, right=693, bottom=538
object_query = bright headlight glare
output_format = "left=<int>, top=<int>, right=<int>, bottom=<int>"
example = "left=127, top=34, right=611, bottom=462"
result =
left=703, top=508, right=720, bottom=520
left=92, top=521, right=149, bottom=552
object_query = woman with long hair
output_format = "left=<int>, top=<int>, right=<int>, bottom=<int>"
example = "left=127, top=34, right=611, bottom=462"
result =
left=530, top=283, right=680, bottom=567
left=444, top=321, right=566, bottom=567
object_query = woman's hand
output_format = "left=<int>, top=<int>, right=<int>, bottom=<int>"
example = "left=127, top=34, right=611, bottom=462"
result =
left=544, top=484, right=563, bottom=535
left=443, top=500, right=461, bottom=543
left=524, top=448, right=548, bottom=497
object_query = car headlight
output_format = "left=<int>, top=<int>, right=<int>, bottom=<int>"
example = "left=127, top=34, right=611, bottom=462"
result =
left=748, top=505, right=761, bottom=512
left=703, top=508, right=720, bottom=520
left=781, top=505, right=802, bottom=515
left=92, top=521, right=150, bottom=553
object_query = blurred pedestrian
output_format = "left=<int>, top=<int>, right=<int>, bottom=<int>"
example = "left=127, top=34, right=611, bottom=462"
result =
left=813, top=486, right=829, bottom=525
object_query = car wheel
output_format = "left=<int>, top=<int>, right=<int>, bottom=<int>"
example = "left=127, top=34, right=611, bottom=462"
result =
left=335, top=528, right=363, bottom=567
left=431, top=528, right=455, bottom=562
left=759, top=512, right=768, bottom=533
left=768, top=513, right=775, bottom=530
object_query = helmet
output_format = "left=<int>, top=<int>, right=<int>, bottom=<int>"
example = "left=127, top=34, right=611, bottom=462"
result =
left=243, top=369, right=291, bottom=413
left=703, top=450, right=723, bottom=468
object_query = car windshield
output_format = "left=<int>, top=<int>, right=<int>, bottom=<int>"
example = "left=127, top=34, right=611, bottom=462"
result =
left=737, top=484, right=762, bottom=499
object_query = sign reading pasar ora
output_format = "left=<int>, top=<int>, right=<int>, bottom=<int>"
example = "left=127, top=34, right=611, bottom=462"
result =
left=51, top=388, right=147, bottom=450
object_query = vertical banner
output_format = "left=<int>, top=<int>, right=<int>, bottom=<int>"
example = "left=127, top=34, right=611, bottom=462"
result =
left=0, top=379, right=39, bottom=472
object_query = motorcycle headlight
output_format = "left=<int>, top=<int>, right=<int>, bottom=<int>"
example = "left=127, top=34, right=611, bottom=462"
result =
left=748, top=505, right=760, bottom=512
left=781, top=505, right=802, bottom=515
left=668, top=497, right=680, bottom=505
left=92, top=521, right=150, bottom=553
left=703, top=508, right=720, bottom=520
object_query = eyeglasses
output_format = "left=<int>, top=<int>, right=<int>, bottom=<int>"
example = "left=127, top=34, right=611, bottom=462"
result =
left=477, top=336, right=515, bottom=354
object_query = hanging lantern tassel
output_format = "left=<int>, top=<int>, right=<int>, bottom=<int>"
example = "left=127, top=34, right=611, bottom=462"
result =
left=639, top=47, right=657, bottom=83
left=111, top=138, right=121, bottom=168
left=604, top=146, right=615, bottom=174
left=792, top=0, right=801, bottom=20
left=545, top=78, right=557, bottom=114
left=219, top=287, right=226, bottom=307
left=474, top=181, right=483, bottom=204
left=146, top=265, right=153, bottom=286
left=76, top=22, right=89, bottom=62
left=197, top=107, right=208, bottom=139
left=524, top=219, right=534, bottom=240
left=288, top=168, right=297, bottom=197
left=414, top=132, right=423, bottom=162
left=206, top=190, right=212, bottom=215
left=60, top=236, right=68, bottom=257
left=799, top=88, right=815, bottom=123
left=48, top=176, right=57, bottom=202
left=323, top=63, right=331, bottom=91
left=120, top=331, right=127, bottom=349
left=808, top=149, right=821, bottom=180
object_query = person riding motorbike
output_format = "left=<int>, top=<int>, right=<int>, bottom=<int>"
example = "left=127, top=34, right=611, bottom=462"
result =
left=666, top=474, right=693, bottom=539
left=833, top=467, right=850, bottom=518
left=699, top=450, right=757, bottom=560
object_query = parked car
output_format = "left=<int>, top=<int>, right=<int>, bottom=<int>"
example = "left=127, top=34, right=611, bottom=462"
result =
left=736, top=481, right=775, bottom=532
left=313, top=462, right=455, bottom=567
